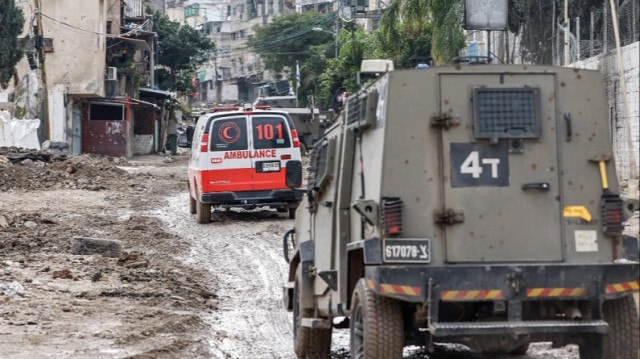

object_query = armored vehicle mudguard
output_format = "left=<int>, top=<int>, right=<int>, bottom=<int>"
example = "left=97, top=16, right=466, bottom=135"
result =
left=283, top=64, right=639, bottom=358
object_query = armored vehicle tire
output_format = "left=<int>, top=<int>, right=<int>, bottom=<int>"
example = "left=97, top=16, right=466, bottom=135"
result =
left=508, top=341, right=530, bottom=355
left=189, top=195, right=197, bottom=214
left=579, top=295, right=639, bottom=359
left=195, top=198, right=211, bottom=224
left=350, top=278, right=404, bottom=359
left=293, top=277, right=332, bottom=358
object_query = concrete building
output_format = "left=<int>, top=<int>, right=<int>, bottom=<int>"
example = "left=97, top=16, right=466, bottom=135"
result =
left=167, top=0, right=297, bottom=105
left=2, top=1, right=164, bottom=157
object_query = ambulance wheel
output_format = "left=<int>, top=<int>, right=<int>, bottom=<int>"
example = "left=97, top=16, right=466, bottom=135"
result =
left=289, top=208, right=296, bottom=219
left=293, top=273, right=332, bottom=358
left=579, top=295, right=639, bottom=359
left=189, top=195, right=197, bottom=214
left=196, top=199, right=211, bottom=224
left=350, top=278, right=404, bottom=359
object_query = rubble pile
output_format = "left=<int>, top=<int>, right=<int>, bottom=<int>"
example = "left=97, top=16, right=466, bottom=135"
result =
left=0, top=147, right=133, bottom=191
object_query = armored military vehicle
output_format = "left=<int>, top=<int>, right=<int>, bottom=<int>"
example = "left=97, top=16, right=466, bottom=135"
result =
left=282, top=63, right=639, bottom=358
left=253, top=85, right=333, bottom=152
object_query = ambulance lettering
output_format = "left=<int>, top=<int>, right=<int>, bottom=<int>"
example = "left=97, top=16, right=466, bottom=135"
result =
left=223, top=149, right=277, bottom=160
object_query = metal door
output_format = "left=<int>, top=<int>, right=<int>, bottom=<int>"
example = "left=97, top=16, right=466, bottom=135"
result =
left=203, top=116, right=252, bottom=193
left=439, top=73, right=563, bottom=262
left=249, top=115, right=298, bottom=191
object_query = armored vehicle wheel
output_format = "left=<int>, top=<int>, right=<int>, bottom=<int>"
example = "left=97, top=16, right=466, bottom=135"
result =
left=195, top=199, right=211, bottom=224
left=189, top=195, right=196, bottom=214
left=508, top=341, right=530, bottom=355
left=293, top=277, right=332, bottom=358
left=350, top=278, right=403, bottom=359
left=579, top=295, right=639, bottom=359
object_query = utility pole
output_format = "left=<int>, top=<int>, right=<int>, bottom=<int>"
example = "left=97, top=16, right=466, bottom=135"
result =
left=603, top=2, right=608, bottom=53
left=34, top=0, right=49, bottom=141
left=576, top=16, right=580, bottom=61
left=149, top=17, right=155, bottom=88
left=552, top=1, right=556, bottom=65
left=563, top=0, right=569, bottom=66
left=487, top=31, right=491, bottom=63
left=590, top=11, right=594, bottom=58
left=334, top=2, right=340, bottom=58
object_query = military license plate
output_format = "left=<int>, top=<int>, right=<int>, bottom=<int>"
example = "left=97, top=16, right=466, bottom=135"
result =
left=383, top=238, right=430, bottom=263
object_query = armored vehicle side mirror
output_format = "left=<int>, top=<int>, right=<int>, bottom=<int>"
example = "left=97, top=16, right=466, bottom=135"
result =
left=285, top=160, right=303, bottom=189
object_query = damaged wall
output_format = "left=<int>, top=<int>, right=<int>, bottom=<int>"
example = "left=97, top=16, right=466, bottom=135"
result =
left=572, top=42, right=640, bottom=184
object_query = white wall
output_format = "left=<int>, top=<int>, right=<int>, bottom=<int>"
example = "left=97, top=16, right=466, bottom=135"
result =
left=572, top=42, right=640, bottom=184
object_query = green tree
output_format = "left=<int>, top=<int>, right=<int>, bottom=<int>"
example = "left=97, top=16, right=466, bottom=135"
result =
left=247, top=11, right=336, bottom=74
left=247, top=11, right=337, bottom=107
left=380, top=0, right=465, bottom=64
left=316, top=25, right=373, bottom=109
left=151, top=12, right=215, bottom=93
left=0, top=0, right=27, bottom=89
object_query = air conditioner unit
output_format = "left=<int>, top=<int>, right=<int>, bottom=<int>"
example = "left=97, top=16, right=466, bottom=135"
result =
left=105, top=67, right=117, bottom=81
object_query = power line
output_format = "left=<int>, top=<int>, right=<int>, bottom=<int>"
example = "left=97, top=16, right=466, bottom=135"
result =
left=38, top=11, right=106, bottom=36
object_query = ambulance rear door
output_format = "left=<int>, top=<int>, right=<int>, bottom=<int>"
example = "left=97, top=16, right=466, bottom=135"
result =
left=249, top=114, right=298, bottom=191
left=205, top=116, right=253, bottom=193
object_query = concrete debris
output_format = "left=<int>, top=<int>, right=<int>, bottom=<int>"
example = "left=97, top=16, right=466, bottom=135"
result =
left=0, top=148, right=145, bottom=192
left=42, top=141, right=70, bottom=156
left=0, top=281, right=25, bottom=297
left=70, top=237, right=123, bottom=258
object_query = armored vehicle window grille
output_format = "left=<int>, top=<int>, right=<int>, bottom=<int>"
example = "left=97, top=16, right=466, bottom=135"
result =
left=347, top=96, right=361, bottom=124
left=473, top=87, right=540, bottom=139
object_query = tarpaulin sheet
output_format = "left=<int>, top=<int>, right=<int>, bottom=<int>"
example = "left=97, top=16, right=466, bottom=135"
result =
left=0, top=111, right=41, bottom=150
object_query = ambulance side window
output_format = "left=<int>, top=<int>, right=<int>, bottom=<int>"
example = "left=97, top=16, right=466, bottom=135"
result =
left=251, top=116, right=291, bottom=149
left=210, top=117, right=248, bottom=151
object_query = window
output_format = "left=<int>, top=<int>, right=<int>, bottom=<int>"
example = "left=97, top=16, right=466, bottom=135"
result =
left=251, top=116, right=290, bottom=149
left=89, top=103, right=124, bottom=121
left=185, top=4, right=200, bottom=17
left=473, top=87, right=541, bottom=139
left=210, top=117, right=248, bottom=151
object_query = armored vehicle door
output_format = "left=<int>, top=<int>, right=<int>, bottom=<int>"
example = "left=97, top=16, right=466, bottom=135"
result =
left=309, top=134, right=340, bottom=296
left=438, top=73, right=563, bottom=262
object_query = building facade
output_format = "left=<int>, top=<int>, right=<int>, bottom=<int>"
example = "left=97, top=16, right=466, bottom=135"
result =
left=3, top=0, right=164, bottom=157
left=167, top=0, right=297, bottom=106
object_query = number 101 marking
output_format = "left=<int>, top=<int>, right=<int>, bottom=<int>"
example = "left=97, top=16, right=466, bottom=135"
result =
left=460, top=151, right=501, bottom=178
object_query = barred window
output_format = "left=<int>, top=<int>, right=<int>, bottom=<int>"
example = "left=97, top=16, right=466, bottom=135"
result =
left=473, top=87, right=541, bottom=139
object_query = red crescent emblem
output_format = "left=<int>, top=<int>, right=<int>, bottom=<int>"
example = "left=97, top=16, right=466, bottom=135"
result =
left=223, top=127, right=233, bottom=139
left=218, top=122, right=241, bottom=144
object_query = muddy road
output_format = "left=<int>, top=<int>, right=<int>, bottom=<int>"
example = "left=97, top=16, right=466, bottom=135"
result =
left=0, top=149, right=634, bottom=358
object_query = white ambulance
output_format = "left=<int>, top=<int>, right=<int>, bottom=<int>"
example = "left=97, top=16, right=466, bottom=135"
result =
left=186, top=104, right=303, bottom=223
